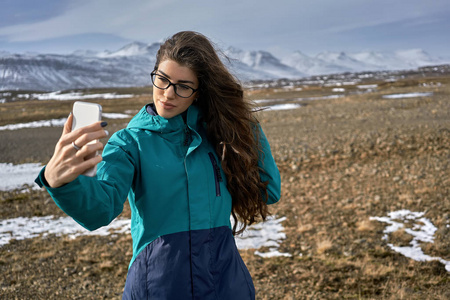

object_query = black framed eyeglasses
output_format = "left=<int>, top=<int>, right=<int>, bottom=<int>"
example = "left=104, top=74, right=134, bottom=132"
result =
left=150, top=72, right=198, bottom=98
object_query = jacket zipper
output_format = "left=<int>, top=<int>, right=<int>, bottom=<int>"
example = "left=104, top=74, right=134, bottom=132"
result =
left=208, top=152, right=222, bottom=196
left=184, top=125, right=191, bottom=146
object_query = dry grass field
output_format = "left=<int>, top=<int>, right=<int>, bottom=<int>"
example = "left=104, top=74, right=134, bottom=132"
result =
left=1, top=67, right=449, bottom=299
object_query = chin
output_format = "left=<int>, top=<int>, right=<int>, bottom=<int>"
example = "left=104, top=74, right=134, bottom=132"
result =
left=156, top=107, right=178, bottom=119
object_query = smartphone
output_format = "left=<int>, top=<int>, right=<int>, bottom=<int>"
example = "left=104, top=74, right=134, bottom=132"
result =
left=71, top=101, right=103, bottom=177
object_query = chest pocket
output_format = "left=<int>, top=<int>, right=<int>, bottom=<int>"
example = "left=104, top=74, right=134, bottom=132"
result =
left=208, top=152, right=222, bottom=197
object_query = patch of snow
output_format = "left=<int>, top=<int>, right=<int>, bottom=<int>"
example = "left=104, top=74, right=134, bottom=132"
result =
left=253, top=99, right=284, bottom=104
left=0, top=163, right=43, bottom=191
left=18, top=91, right=134, bottom=101
left=0, top=113, right=130, bottom=130
left=102, top=113, right=130, bottom=119
left=0, top=216, right=131, bottom=246
left=382, top=92, right=433, bottom=99
left=236, top=216, right=286, bottom=249
left=357, top=84, right=378, bottom=89
left=254, top=250, right=292, bottom=258
left=343, top=81, right=358, bottom=86
left=420, top=82, right=441, bottom=87
left=263, top=103, right=302, bottom=111
left=298, top=95, right=343, bottom=101
left=0, top=118, right=66, bottom=131
left=236, top=216, right=291, bottom=258
left=370, top=210, right=450, bottom=272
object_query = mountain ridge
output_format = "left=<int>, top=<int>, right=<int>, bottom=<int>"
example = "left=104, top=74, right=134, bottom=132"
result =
left=1, top=42, right=449, bottom=91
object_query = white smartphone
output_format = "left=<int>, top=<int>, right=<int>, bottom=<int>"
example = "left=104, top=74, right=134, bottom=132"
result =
left=71, top=101, right=103, bottom=177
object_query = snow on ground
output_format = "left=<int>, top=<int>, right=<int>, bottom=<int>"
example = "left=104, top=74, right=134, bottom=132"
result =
left=253, top=99, right=284, bottom=104
left=236, top=216, right=292, bottom=257
left=370, top=210, right=450, bottom=272
left=382, top=92, right=433, bottom=99
left=0, top=163, right=43, bottom=191
left=0, top=214, right=289, bottom=257
left=102, top=113, right=131, bottom=119
left=357, top=84, right=378, bottom=89
left=263, top=103, right=302, bottom=111
left=0, top=113, right=129, bottom=131
left=18, top=91, right=134, bottom=101
left=307, top=95, right=343, bottom=100
left=0, top=216, right=131, bottom=246
left=0, top=118, right=67, bottom=131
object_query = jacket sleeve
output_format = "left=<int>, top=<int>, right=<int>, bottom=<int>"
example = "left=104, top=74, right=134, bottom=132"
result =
left=257, top=124, right=281, bottom=204
left=34, top=130, right=136, bottom=231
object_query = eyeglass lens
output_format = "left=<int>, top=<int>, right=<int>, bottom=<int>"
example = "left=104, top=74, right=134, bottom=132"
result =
left=151, top=73, right=195, bottom=98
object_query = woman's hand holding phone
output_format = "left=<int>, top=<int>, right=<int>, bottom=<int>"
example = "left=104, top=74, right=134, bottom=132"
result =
left=44, top=104, right=108, bottom=188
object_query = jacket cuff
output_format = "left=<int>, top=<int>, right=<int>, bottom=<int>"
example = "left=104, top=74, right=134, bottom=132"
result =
left=35, top=166, right=49, bottom=188
left=34, top=166, right=73, bottom=191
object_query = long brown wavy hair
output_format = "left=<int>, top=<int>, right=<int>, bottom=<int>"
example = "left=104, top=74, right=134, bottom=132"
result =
left=154, top=31, right=269, bottom=235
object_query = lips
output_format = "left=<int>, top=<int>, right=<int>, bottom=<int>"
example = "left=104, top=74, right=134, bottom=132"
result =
left=160, top=101, right=176, bottom=109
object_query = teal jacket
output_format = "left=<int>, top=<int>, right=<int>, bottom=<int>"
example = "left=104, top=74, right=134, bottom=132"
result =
left=36, top=104, right=281, bottom=299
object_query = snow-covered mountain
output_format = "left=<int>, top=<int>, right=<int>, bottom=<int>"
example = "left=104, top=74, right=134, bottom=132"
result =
left=0, top=42, right=448, bottom=91
left=225, top=47, right=305, bottom=79
left=0, top=52, right=154, bottom=91
left=95, top=42, right=160, bottom=58
left=282, top=49, right=449, bottom=76
left=281, top=51, right=349, bottom=75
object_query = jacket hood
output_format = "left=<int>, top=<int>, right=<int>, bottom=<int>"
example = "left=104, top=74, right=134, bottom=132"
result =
left=127, top=103, right=202, bottom=133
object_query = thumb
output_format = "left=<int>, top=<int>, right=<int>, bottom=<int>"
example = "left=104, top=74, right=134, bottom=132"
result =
left=62, top=112, right=73, bottom=135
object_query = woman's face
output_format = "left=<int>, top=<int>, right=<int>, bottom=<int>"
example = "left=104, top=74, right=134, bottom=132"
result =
left=152, top=59, right=198, bottom=119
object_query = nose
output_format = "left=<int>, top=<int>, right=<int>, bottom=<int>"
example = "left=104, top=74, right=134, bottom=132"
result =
left=164, top=84, right=176, bottom=98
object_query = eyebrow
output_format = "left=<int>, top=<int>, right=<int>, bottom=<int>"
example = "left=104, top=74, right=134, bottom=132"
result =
left=158, top=70, right=196, bottom=86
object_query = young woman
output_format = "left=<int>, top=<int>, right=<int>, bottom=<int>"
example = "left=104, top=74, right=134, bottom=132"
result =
left=36, top=31, right=281, bottom=299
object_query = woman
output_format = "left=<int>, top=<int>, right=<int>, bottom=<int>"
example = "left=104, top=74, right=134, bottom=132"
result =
left=36, top=31, right=281, bottom=299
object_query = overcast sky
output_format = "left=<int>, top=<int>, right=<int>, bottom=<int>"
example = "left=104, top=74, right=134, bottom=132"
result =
left=0, top=0, right=449, bottom=58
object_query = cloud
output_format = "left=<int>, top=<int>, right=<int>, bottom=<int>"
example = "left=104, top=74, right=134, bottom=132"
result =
left=0, top=0, right=449, bottom=55
left=0, top=0, right=176, bottom=42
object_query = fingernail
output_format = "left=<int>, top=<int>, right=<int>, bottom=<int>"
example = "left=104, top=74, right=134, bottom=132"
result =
left=104, top=130, right=109, bottom=136
left=101, top=121, right=108, bottom=127
left=68, top=112, right=72, bottom=117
